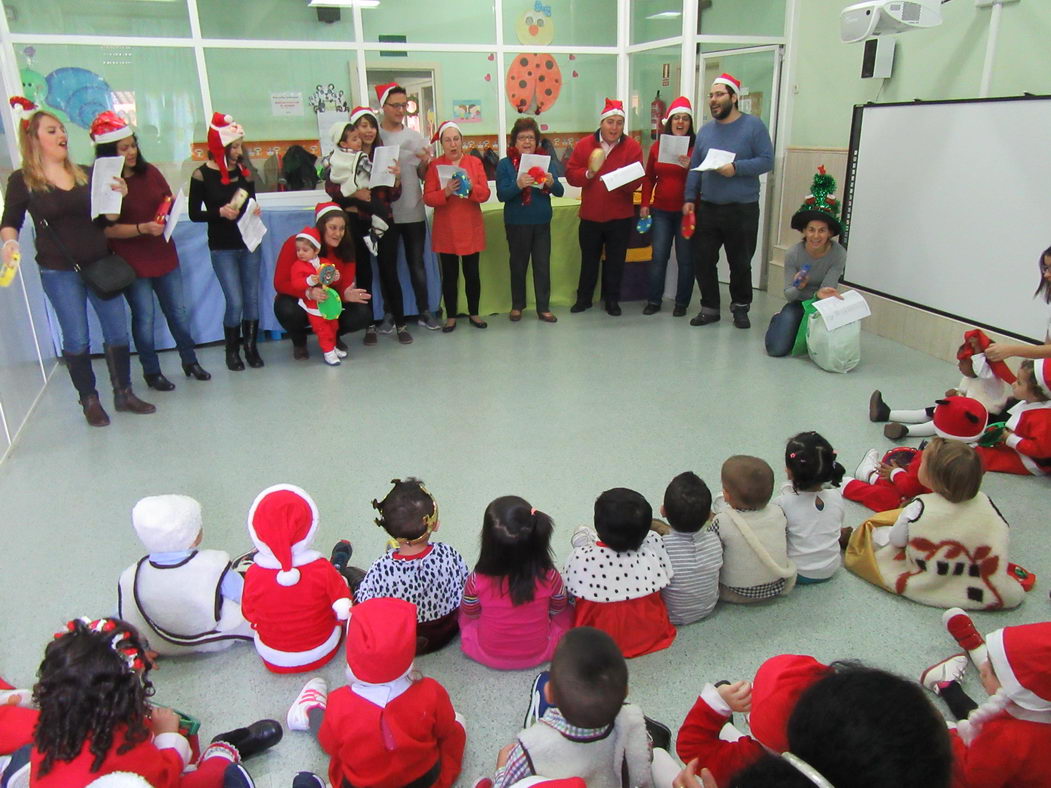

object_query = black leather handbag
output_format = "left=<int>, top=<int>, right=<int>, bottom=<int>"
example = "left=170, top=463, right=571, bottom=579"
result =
left=38, top=217, right=136, bottom=299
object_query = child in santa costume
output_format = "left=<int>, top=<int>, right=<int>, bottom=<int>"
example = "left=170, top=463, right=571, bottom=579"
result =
left=921, top=615, right=1051, bottom=787
left=844, top=396, right=988, bottom=513
left=676, top=654, right=832, bottom=787
left=975, top=358, right=1051, bottom=475
left=241, top=484, right=354, bottom=673
left=326, top=112, right=391, bottom=255
left=117, top=494, right=253, bottom=657
left=845, top=437, right=1025, bottom=610
left=290, top=226, right=345, bottom=366
left=285, top=597, right=466, bottom=788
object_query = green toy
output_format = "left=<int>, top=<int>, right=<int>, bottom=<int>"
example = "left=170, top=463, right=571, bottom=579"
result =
left=977, top=421, right=1007, bottom=448
left=317, top=286, right=343, bottom=320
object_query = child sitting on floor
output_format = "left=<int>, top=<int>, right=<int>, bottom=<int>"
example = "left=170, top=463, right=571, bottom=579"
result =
left=285, top=598, right=466, bottom=788
left=844, top=438, right=1025, bottom=610
left=975, top=358, right=1051, bottom=476
left=563, top=488, right=676, bottom=658
left=117, top=494, right=253, bottom=657
left=713, top=456, right=795, bottom=603
left=356, top=478, right=469, bottom=654
left=290, top=227, right=345, bottom=367
left=773, top=432, right=846, bottom=584
left=459, top=496, right=572, bottom=670
left=650, top=472, right=722, bottom=625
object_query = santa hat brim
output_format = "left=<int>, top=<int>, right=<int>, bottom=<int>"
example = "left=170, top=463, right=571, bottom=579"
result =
left=315, top=204, right=343, bottom=223
left=1034, top=360, right=1051, bottom=399
left=600, top=109, right=625, bottom=120
left=712, top=76, right=740, bottom=95
left=350, top=108, right=377, bottom=126
left=986, top=629, right=1051, bottom=712
left=246, top=484, right=321, bottom=578
left=93, top=127, right=134, bottom=145
left=296, top=233, right=321, bottom=249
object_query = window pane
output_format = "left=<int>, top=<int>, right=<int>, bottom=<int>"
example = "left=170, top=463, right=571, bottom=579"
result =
left=16, top=44, right=204, bottom=186
left=698, top=0, right=786, bottom=37
left=8, top=0, right=191, bottom=37
left=698, top=49, right=778, bottom=129
left=503, top=0, right=616, bottom=48
left=628, top=46, right=682, bottom=159
left=198, top=0, right=357, bottom=42
left=631, top=0, right=684, bottom=45
left=361, top=0, right=495, bottom=44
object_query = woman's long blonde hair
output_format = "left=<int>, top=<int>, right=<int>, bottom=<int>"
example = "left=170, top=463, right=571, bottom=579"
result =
left=19, top=111, right=88, bottom=193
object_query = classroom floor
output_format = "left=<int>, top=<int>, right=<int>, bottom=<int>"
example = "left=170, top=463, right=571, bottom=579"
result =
left=1, top=287, right=1047, bottom=787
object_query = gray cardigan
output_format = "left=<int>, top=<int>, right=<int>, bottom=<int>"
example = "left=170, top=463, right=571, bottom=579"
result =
left=783, top=240, right=846, bottom=302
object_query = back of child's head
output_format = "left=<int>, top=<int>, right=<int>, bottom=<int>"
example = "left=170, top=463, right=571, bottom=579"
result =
left=594, top=487, right=652, bottom=552
left=476, top=495, right=555, bottom=605
left=784, top=432, right=845, bottom=492
left=132, top=494, right=202, bottom=554
left=721, top=455, right=774, bottom=510
left=663, top=472, right=712, bottom=533
left=549, top=627, right=628, bottom=729
left=922, top=437, right=983, bottom=503
left=372, top=477, right=437, bottom=541
left=34, top=618, right=153, bottom=776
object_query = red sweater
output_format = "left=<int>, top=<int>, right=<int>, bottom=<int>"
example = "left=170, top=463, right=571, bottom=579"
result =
left=108, top=164, right=179, bottom=278
left=318, top=679, right=466, bottom=788
left=640, top=138, right=693, bottom=212
left=565, top=133, right=644, bottom=223
left=273, top=235, right=356, bottom=301
left=423, top=154, right=490, bottom=255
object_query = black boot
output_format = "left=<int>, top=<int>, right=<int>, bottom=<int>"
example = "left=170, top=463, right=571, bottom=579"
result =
left=144, top=372, right=175, bottom=391
left=241, top=320, right=264, bottom=368
left=210, top=719, right=283, bottom=760
left=64, top=351, right=109, bottom=427
left=182, top=361, right=211, bottom=381
left=224, top=325, right=245, bottom=371
left=104, top=345, right=156, bottom=415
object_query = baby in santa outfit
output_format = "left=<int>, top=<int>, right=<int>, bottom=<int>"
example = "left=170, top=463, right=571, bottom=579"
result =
left=117, top=494, right=253, bottom=657
left=291, top=227, right=345, bottom=366
left=241, top=484, right=353, bottom=673
left=285, top=597, right=466, bottom=788
left=975, top=358, right=1051, bottom=476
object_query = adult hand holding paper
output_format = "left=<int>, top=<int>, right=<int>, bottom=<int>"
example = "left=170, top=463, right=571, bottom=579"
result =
left=692, top=148, right=736, bottom=173
left=91, top=156, right=125, bottom=218
left=812, top=289, right=871, bottom=331
left=600, top=161, right=645, bottom=191
left=657, top=134, right=690, bottom=167
left=369, top=145, right=399, bottom=188
left=163, top=189, right=187, bottom=243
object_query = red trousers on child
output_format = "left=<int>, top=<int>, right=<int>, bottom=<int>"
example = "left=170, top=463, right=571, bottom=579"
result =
left=307, top=314, right=338, bottom=353
left=975, top=446, right=1033, bottom=475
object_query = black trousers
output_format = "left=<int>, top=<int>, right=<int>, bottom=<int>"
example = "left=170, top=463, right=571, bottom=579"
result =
left=693, top=200, right=760, bottom=313
left=273, top=294, right=372, bottom=346
left=377, top=220, right=429, bottom=324
left=440, top=252, right=481, bottom=317
left=940, top=681, right=979, bottom=721
left=346, top=212, right=373, bottom=300
left=577, top=217, right=632, bottom=306
left=506, top=223, right=552, bottom=313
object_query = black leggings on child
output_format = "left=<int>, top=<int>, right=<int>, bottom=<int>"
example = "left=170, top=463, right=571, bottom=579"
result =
left=941, top=681, right=979, bottom=720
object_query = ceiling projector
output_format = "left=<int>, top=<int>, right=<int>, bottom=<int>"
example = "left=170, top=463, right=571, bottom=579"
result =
left=841, top=0, right=943, bottom=43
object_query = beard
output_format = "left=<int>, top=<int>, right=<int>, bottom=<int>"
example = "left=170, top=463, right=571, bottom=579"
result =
left=710, top=100, right=733, bottom=120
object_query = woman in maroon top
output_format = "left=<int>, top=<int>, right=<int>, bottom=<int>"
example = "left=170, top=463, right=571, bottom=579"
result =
left=92, top=112, right=210, bottom=392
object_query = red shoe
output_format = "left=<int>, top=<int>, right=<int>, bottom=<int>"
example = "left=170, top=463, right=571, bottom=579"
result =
left=943, top=607, right=987, bottom=668
left=1007, top=562, right=1036, bottom=592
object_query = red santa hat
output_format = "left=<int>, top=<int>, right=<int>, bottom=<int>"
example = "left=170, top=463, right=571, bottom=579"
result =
left=9, top=96, right=37, bottom=130
left=748, top=654, right=831, bottom=753
left=375, top=82, right=401, bottom=108
left=1033, top=358, right=1051, bottom=399
left=207, top=112, right=246, bottom=185
left=346, top=598, right=417, bottom=684
left=431, top=120, right=461, bottom=144
left=90, top=111, right=133, bottom=144
left=296, top=226, right=321, bottom=250
left=132, top=494, right=203, bottom=554
left=712, top=73, right=742, bottom=95
left=314, top=201, right=343, bottom=224
left=959, top=329, right=1016, bottom=384
left=662, top=96, right=694, bottom=125
left=932, top=396, right=988, bottom=441
left=350, top=106, right=377, bottom=126
left=246, top=484, right=321, bottom=587
left=599, top=98, right=625, bottom=120
left=986, top=622, right=1051, bottom=712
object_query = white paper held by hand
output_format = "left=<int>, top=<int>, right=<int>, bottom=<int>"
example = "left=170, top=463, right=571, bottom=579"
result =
left=600, top=161, right=645, bottom=191
left=692, top=148, right=736, bottom=172
left=90, top=156, right=125, bottom=218
left=812, top=289, right=871, bottom=331
left=163, top=189, right=187, bottom=243
left=657, top=134, right=690, bottom=166
left=436, top=165, right=468, bottom=189
left=236, top=198, right=267, bottom=253
left=369, top=145, right=399, bottom=188
left=516, top=153, right=551, bottom=188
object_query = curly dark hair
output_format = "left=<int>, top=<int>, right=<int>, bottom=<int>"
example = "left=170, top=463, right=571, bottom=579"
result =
left=372, top=477, right=437, bottom=541
left=33, top=618, right=154, bottom=776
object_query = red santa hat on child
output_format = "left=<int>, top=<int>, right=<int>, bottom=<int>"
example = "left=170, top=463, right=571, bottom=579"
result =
left=986, top=622, right=1051, bottom=712
left=932, top=396, right=988, bottom=442
left=712, top=73, right=742, bottom=95
left=431, top=120, right=461, bottom=144
left=132, top=494, right=203, bottom=554
left=599, top=98, right=625, bottom=120
left=314, top=201, right=343, bottom=224
left=350, top=106, right=377, bottom=126
left=959, top=329, right=1016, bottom=384
left=247, top=484, right=323, bottom=587
left=662, top=96, right=694, bottom=125
left=1033, top=358, right=1051, bottom=399
left=296, top=226, right=322, bottom=250
left=748, top=654, right=832, bottom=753
left=346, top=598, right=417, bottom=684
left=90, top=111, right=133, bottom=144
left=375, top=82, right=401, bottom=108
left=207, top=112, right=247, bottom=185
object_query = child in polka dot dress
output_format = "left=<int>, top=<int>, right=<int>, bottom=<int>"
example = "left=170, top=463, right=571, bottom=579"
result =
left=355, top=479, right=469, bottom=654
left=563, top=488, right=676, bottom=658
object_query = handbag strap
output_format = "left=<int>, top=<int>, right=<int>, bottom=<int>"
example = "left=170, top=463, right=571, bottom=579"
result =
left=28, top=195, right=83, bottom=272
left=723, top=507, right=796, bottom=579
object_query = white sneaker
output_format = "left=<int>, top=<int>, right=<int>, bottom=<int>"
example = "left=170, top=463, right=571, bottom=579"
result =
left=323, top=350, right=341, bottom=366
left=335, top=346, right=348, bottom=359
left=854, top=448, right=880, bottom=483
left=363, top=235, right=379, bottom=256
left=287, top=677, right=328, bottom=731
left=920, top=653, right=968, bottom=695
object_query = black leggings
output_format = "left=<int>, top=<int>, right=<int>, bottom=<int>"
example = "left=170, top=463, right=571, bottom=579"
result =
left=940, top=681, right=979, bottom=721
left=440, top=253, right=481, bottom=318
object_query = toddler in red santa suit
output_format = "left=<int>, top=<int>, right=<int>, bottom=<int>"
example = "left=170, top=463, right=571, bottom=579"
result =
left=241, top=484, right=354, bottom=673
left=290, top=226, right=345, bottom=367
left=975, top=358, right=1051, bottom=476
left=285, top=597, right=466, bottom=788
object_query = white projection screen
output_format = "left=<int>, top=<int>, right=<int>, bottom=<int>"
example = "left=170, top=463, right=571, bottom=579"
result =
left=841, top=96, right=1051, bottom=342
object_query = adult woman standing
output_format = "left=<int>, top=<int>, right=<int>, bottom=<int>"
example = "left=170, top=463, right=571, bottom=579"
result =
left=639, top=97, right=695, bottom=317
left=189, top=112, right=264, bottom=371
left=985, top=246, right=1051, bottom=363
left=0, top=108, right=154, bottom=426
left=90, top=112, right=210, bottom=391
left=273, top=202, right=372, bottom=358
left=495, top=117, right=564, bottom=323
left=423, top=120, right=491, bottom=332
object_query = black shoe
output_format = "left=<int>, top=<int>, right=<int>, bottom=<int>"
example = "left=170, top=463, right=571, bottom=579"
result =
left=469, top=317, right=488, bottom=329
left=570, top=301, right=591, bottom=313
left=869, top=390, right=891, bottom=422
left=336, top=337, right=348, bottom=352
left=673, top=305, right=687, bottom=317
left=224, top=326, right=245, bottom=371
left=330, top=539, right=353, bottom=571
left=690, top=312, right=720, bottom=326
left=605, top=301, right=621, bottom=316
left=642, top=302, right=660, bottom=315
left=211, top=719, right=283, bottom=760
left=292, top=773, right=325, bottom=788
left=182, top=362, right=211, bottom=381
left=644, top=716, right=672, bottom=752
left=144, top=373, right=175, bottom=392
left=292, top=343, right=309, bottom=360
left=732, top=308, right=751, bottom=329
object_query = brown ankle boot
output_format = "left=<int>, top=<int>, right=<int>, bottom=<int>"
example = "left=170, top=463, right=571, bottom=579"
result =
left=114, top=387, right=156, bottom=414
left=80, top=394, right=111, bottom=427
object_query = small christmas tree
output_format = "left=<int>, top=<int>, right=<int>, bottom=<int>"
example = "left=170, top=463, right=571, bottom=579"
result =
left=797, top=165, right=840, bottom=222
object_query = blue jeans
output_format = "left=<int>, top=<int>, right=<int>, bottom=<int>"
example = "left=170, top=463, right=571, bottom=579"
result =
left=39, top=267, right=129, bottom=354
left=765, top=300, right=805, bottom=357
left=647, top=208, right=694, bottom=307
left=125, top=268, right=199, bottom=375
left=210, top=247, right=261, bottom=326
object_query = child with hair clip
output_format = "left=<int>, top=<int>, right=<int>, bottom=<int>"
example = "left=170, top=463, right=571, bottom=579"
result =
left=975, top=358, right=1051, bottom=476
left=773, top=433, right=846, bottom=584
left=0, top=617, right=280, bottom=787
left=459, top=496, right=572, bottom=670
left=564, top=488, right=676, bottom=658
left=845, top=438, right=1025, bottom=610
left=356, top=478, right=469, bottom=654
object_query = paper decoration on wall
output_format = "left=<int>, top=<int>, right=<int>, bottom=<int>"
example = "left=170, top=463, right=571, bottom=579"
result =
left=516, top=0, right=555, bottom=46
left=18, top=64, right=111, bottom=129
left=308, top=84, right=349, bottom=114
left=506, top=54, right=562, bottom=115
left=452, top=101, right=482, bottom=123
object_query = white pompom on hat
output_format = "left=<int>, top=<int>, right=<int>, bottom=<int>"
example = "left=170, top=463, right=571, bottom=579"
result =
left=246, top=484, right=321, bottom=586
left=132, top=495, right=203, bottom=554
left=87, top=773, right=156, bottom=787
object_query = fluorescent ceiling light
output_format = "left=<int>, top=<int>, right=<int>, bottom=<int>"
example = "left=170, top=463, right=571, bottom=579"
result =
left=645, top=11, right=682, bottom=20
left=308, top=0, right=380, bottom=8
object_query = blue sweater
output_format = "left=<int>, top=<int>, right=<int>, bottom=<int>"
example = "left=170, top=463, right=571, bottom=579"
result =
left=683, top=113, right=773, bottom=205
left=495, top=156, right=565, bottom=225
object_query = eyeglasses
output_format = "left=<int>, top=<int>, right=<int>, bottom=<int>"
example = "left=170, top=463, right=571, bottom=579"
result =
left=386, top=102, right=409, bottom=110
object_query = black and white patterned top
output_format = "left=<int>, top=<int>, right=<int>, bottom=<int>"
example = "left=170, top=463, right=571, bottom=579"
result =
left=356, top=541, right=469, bottom=623
left=563, top=529, right=674, bottom=603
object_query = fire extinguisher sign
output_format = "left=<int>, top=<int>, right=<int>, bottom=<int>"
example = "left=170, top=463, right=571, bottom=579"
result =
left=661, top=63, right=671, bottom=88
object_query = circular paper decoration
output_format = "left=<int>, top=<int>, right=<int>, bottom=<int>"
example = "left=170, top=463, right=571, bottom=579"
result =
left=506, top=54, right=562, bottom=115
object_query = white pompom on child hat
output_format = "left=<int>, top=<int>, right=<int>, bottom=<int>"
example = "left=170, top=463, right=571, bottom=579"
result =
left=132, top=495, right=203, bottom=554
left=246, top=484, right=320, bottom=586
left=87, top=773, right=156, bottom=787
